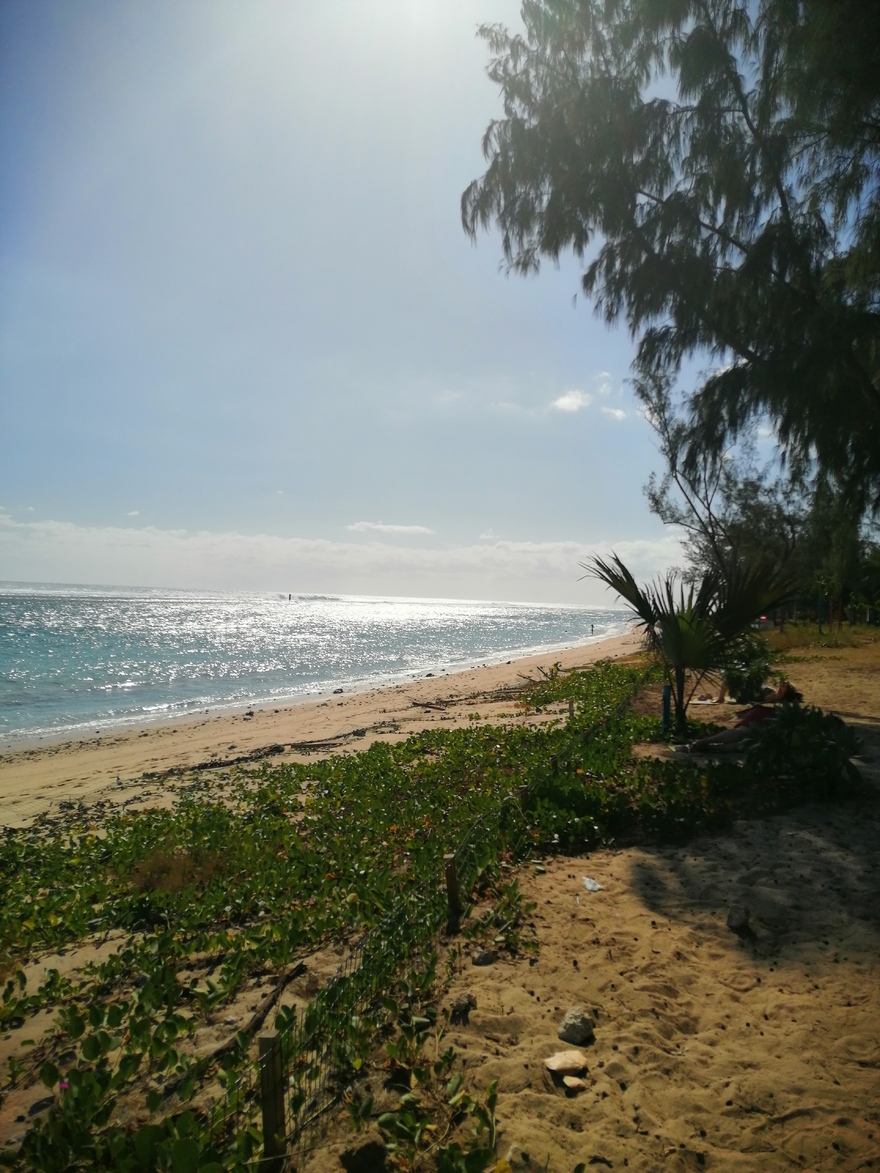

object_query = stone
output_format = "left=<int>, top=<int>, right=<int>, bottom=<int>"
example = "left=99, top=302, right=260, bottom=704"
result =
left=543, top=1050, right=588, bottom=1075
left=563, top=1075, right=588, bottom=1092
left=504, top=1145, right=532, bottom=1170
left=727, top=905, right=750, bottom=933
left=472, top=948, right=497, bottom=967
left=557, top=1006, right=595, bottom=1046
left=450, top=993, right=477, bottom=1025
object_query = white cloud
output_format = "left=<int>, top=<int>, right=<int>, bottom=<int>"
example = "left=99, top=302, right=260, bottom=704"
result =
left=0, top=511, right=685, bottom=605
left=595, top=372, right=613, bottom=396
left=551, top=390, right=592, bottom=413
left=601, top=407, right=626, bottom=421
left=347, top=521, right=434, bottom=535
left=127, top=510, right=140, bottom=517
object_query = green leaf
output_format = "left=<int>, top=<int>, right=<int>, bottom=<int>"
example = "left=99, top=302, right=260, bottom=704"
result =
left=81, top=1034, right=101, bottom=1062
left=67, top=1013, right=86, bottom=1040
left=133, top=1124, right=165, bottom=1168
left=169, top=1138, right=200, bottom=1173
left=40, top=1061, right=60, bottom=1088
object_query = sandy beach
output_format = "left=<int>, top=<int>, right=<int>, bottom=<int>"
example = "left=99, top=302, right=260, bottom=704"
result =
left=0, top=632, right=641, bottom=828
left=421, top=797, right=880, bottom=1173
left=303, top=632, right=880, bottom=1173
left=2, top=628, right=879, bottom=1168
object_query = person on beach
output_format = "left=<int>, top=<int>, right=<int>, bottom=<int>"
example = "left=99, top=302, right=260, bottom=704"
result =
left=685, top=682, right=803, bottom=753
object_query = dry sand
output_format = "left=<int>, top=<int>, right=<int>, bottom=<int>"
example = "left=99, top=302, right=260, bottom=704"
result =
left=425, top=799, right=880, bottom=1173
left=0, top=632, right=641, bottom=828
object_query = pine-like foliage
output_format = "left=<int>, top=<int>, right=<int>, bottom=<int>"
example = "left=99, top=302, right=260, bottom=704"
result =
left=462, top=0, right=880, bottom=504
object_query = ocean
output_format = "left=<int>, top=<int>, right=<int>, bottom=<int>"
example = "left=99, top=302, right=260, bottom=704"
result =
left=0, top=583, right=628, bottom=746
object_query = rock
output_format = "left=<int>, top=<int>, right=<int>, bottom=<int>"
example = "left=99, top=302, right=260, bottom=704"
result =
left=557, top=1006, right=595, bottom=1045
left=727, top=904, right=750, bottom=933
left=340, top=1133, right=388, bottom=1173
left=563, top=1075, right=588, bottom=1092
left=472, top=948, right=497, bottom=967
left=333, top=688, right=344, bottom=694
left=449, top=993, right=477, bottom=1025
left=544, top=1050, right=588, bottom=1075
left=505, top=1145, right=532, bottom=1170
left=305, top=972, right=320, bottom=995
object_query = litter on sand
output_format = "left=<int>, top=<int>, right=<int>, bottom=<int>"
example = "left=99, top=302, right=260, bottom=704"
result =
left=582, top=876, right=603, bottom=892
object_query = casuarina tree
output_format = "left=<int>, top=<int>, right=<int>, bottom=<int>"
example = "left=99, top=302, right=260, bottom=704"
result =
left=462, top=0, right=880, bottom=506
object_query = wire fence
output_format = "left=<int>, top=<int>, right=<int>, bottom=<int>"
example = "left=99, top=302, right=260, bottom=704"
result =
left=3, top=662, right=654, bottom=1169
left=200, top=664, right=656, bottom=1169
left=201, top=789, right=532, bottom=1170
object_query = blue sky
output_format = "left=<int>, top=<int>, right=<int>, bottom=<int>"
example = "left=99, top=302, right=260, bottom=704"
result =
left=0, top=0, right=682, bottom=603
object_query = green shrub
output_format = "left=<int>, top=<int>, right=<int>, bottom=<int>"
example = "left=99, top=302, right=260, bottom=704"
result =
left=720, top=631, right=773, bottom=701
left=743, top=704, right=864, bottom=797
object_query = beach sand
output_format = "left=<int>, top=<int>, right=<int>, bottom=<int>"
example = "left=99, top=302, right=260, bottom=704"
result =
left=419, top=796, right=880, bottom=1173
left=302, top=632, right=880, bottom=1172
left=2, top=629, right=879, bottom=1167
left=0, top=632, right=641, bottom=828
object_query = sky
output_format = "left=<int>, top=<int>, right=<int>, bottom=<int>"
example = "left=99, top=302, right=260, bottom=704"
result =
left=0, top=0, right=684, bottom=604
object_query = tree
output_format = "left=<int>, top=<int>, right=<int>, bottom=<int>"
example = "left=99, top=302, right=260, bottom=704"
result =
left=639, top=373, right=880, bottom=619
left=585, top=552, right=794, bottom=731
left=639, top=372, right=806, bottom=579
left=462, top=0, right=880, bottom=505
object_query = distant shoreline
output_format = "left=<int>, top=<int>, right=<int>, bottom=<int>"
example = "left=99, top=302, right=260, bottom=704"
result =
left=0, top=629, right=641, bottom=827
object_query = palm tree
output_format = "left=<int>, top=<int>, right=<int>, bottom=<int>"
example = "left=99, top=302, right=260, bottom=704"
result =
left=584, top=554, right=794, bottom=734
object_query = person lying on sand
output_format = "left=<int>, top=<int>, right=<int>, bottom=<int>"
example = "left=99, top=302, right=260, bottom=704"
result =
left=694, top=679, right=802, bottom=706
left=761, top=680, right=802, bottom=703
left=684, top=683, right=803, bottom=754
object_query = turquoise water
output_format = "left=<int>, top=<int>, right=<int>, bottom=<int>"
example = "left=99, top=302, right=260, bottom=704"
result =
left=0, top=583, right=627, bottom=745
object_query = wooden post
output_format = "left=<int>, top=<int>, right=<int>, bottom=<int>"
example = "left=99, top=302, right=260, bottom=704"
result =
left=444, top=853, right=462, bottom=924
left=568, top=698, right=574, bottom=720
left=259, top=1030, right=286, bottom=1172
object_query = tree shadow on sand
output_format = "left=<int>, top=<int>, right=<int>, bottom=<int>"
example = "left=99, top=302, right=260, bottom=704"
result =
left=628, top=797, right=880, bottom=967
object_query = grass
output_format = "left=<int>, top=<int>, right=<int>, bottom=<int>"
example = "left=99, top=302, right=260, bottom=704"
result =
left=765, top=620, right=880, bottom=654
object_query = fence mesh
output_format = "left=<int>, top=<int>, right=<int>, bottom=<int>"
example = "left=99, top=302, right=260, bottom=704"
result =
left=205, top=664, right=655, bottom=1169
